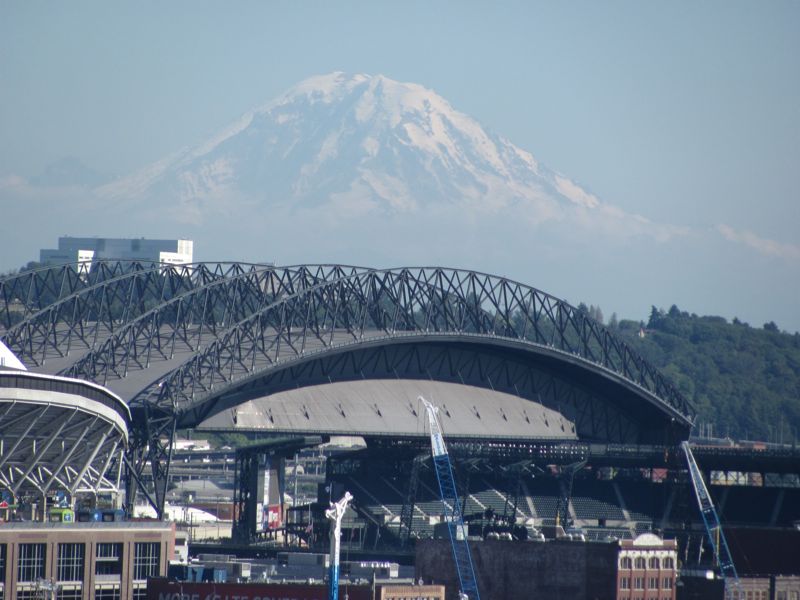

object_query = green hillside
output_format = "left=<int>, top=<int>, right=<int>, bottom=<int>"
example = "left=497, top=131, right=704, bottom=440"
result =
left=605, top=305, right=800, bottom=443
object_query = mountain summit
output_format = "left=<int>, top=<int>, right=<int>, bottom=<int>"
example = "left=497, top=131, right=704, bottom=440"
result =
left=99, top=72, right=613, bottom=226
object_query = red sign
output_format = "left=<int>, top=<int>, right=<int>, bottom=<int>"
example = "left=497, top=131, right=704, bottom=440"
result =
left=267, top=504, right=282, bottom=530
left=147, top=579, right=371, bottom=600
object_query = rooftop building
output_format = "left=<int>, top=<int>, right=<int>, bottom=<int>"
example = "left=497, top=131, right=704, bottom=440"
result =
left=39, top=237, right=193, bottom=273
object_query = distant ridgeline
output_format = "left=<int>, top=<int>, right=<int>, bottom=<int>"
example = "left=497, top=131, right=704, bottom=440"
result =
left=603, top=304, right=800, bottom=444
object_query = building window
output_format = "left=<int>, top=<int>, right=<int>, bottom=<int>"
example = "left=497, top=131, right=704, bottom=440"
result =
left=620, top=577, right=630, bottom=589
left=57, top=586, right=82, bottom=600
left=95, top=543, right=123, bottom=576
left=94, top=585, right=121, bottom=600
left=634, top=577, right=644, bottom=590
left=57, top=543, right=85, bottom=582
left=133, top=542, right=160, bottom=580
left=620, top=556, right=633, bottom=569
left=663, top=577, right=673, bottom=589
left=649, top=577, right=659, bottom=589
left=663, top=557, right=675, bottom=569
left=635, top=557, right=646, bottom=569
left=133, top=585, right=148, bottom=600
left=18, top=544, right=46, bottom=582
left=649, top=557, right=660, bottom=569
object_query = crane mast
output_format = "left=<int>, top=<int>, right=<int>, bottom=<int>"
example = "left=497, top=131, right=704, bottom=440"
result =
left=326, top=491, right=353, bottom=600
left=420, top=396, right=481, bottom=600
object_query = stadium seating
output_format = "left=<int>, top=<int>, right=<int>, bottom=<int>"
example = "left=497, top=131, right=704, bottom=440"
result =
left=571, top=480, right=626, bottom=521
left=330, top=461, right=798, bottom=548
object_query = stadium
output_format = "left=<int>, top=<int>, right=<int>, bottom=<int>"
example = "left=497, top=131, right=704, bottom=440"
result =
left=1, top=260, right=799, bottom=599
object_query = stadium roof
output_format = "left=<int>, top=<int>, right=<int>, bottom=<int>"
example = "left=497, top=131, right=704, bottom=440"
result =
left=0, top=261, right=694, bottom=446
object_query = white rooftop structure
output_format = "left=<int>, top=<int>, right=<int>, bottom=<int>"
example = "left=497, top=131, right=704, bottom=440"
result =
left=0, top=338, right=26, bottom=370
left=40, top=236, right=193, bottom=272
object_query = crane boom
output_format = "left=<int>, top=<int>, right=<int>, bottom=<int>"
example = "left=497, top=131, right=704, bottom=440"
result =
left=420, top=396, right=481, bottom=600
left=326, top=491, right=353, bottom=600
left=681, top=441, right=741, bottom=593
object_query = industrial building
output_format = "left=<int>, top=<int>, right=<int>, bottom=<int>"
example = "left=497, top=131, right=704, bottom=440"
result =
left=39, top=237, right=193, bottom=272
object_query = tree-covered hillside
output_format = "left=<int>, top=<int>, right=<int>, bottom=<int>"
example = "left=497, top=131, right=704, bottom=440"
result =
left=605, top=305, right=800, bottom=443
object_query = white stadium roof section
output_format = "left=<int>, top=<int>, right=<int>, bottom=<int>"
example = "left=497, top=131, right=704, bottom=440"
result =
left=0, top=370, right=129, bottom=501
left=0, top=339, right=25, bottom=370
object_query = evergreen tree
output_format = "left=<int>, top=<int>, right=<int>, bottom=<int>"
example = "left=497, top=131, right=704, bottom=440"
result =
left=617, top=307, right=800, bottom=442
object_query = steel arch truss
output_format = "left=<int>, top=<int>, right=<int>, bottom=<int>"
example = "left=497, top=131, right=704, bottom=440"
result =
left=134, top=267, right=694, bottom=426
left=1, top=263, right=695, bottom=516
left=0, top=261, right=362, bottom=374
left=1, top=260, right=234, bottom=367
left=59, top=264, right=363, bottom=385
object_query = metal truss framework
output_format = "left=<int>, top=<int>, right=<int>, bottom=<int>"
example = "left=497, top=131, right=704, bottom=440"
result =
left=0, top=401, right=124, bottom=502
left=131, top=267, right=694, bottom=422
left=1, top=261, right=363, bottom=373
left=0, top=406, right=122, bottom=497
left=1, top=261, right=695, bottom=516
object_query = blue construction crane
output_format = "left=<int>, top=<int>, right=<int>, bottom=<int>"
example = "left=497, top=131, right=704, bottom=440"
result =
left=420, top=396, right=481, bottom=600
left=326, top=490, right=353, bottom=600
left=681, top=441, right=741, bottom=594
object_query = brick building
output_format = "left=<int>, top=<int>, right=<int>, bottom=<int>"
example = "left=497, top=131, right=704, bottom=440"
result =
left=617, top=533, right=678, bottom=600
left=0, top=521, right=174, bottom=600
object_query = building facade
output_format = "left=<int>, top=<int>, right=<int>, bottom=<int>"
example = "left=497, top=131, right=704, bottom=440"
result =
left=379, top=584, right=445, bottom=600
left=146, top=579, right=443, bottom=600
left=0, top=521, right=174, bottom=600
left=726, top=576, right=800, bottom=600
left=39, top=237, right=193, bottom=272
left=416, top=538, right=619, bottom=600
left=617, top=533, right=678, bottom=600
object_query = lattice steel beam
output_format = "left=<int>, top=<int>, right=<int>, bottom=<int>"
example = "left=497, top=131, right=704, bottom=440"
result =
left=0, top=261, right=265, bottom=367
left=129, top=268, right=693, bottom=426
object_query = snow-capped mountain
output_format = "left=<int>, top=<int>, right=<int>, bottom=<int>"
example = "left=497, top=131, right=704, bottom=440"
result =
left=98, top=72, right=612, bottom=227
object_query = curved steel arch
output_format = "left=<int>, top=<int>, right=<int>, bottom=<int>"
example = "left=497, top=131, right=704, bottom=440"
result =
left=0, top=260, right=251, bottom=367
left=0, top=261, right=361, bottom=371
left=60, top=264, right=366, bottom=386
left=1, top=259, right=147, bottom=326
left=3, top=261, right=696, bottom=517
left=133, top=267, right=694, bottom=428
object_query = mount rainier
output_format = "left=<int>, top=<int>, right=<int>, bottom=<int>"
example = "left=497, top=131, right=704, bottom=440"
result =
left=98, top=72, right=657, bottom=235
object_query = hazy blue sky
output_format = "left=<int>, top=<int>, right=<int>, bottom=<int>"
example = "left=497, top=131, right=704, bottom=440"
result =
left=1, top=1, right=798, bottom=329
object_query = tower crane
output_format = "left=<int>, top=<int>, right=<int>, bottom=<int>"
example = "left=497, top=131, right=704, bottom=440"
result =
left=420, top=396, right=481, bottom=600
left=326, top=490, right=353, bottom=600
